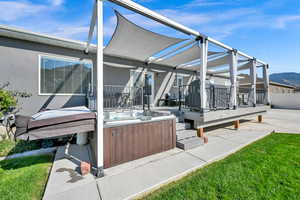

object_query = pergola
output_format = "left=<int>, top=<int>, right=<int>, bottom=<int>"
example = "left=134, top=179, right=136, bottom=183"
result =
left=85, top=0, right=270, bottom=176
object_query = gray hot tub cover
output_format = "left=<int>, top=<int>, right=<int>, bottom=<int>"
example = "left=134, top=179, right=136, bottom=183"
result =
left=15, top=106, right=96, bottom=141
left=104, top=11, right=186, bottom=61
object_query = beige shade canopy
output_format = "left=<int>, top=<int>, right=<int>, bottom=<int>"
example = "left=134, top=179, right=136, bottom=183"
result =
left=156, top=44, right=220, bottom=67
left=104, top=11, right=186, bottom=62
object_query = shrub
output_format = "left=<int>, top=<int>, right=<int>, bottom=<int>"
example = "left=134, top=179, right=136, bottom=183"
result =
left=0, top=82, right=31, bottom=118
left=0, top=89, right=16, bottom=118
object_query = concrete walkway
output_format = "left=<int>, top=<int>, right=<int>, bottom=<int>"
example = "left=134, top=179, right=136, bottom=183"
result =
left=43, top=109, right=300, bottom=200
left=43, top=144, right=100, bottom=200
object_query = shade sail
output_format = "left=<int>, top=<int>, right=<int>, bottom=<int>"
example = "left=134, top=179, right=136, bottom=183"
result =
left=104, top=11, right=186, bottom=61
left=180, top=54, right=229, bottom=71
left=209, top=61, right=252, bottom=75
left=156, top=44, right=219, bottom=67
left=207, top=54, right=229, bottom=68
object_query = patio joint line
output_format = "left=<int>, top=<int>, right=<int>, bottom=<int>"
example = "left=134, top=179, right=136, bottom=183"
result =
left=96, top=181, right=103, bottom=200
left=102, top=150, right=185, bottom=179
left=186, top=152, right=208, bottom=163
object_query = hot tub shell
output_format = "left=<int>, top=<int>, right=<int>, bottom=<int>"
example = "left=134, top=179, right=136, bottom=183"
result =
left=102, top=115, right=176, bottom=168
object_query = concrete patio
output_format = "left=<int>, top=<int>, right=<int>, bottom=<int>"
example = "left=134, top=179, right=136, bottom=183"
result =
left=43, top=109, right=300, bottom=200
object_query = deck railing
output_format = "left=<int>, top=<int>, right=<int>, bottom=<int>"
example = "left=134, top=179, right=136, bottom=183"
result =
left=103, top=85, right=143, bottom=110
left=177, top=85, right=267, bottom=111
left=178, top=84, right=230, bottom=111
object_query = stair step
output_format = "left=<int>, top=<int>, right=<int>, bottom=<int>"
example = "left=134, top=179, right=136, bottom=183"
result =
left=176, top=122, right=191, bottom=131
left=176, top=129, right=197, bottom=140
left=176, top=136, right=204, bottom=150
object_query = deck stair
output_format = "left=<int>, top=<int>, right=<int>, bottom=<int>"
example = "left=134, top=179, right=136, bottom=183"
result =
left=176, top=122, right=204, bottom=150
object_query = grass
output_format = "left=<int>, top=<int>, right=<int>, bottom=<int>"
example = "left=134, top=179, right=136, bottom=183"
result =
left=0, top=139, right=40, bottom=157
left=142, top=133, right=300, bottom=200
left=0, top=154, right=53, bottom=200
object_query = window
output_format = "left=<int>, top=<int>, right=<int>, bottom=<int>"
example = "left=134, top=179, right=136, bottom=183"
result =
left=173, top=74, right=183, bottom=87
left=40, top=56, right=92, bottom=95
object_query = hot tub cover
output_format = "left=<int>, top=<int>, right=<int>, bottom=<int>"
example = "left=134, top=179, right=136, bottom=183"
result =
left=15, top=106, right=96, bottom=141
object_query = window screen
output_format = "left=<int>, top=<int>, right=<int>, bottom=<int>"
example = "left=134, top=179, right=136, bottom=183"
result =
left=40, top=56, right=92, bottom=94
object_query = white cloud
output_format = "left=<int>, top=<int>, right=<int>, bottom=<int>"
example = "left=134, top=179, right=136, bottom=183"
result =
left=0, top=1, right=47, bottom=22
left=184, top=0, right=226, bottom=7
left=50, top=0, right=64, bottom=6
left=275, top=15, right=300, bottom=28
left=51, top=26, right=89, bottom=39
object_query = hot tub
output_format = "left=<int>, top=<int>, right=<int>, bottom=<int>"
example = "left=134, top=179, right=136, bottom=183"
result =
left=104, top=110, right=172, bottom=125
left=103, top=110, right=176, bottom=168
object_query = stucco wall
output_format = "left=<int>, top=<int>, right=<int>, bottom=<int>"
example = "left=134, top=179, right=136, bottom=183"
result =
left=0, top=37, right=132, bottom=115
left=270, top=93, right=300, bottom=109
left=0, top=37, right=96, bottom=115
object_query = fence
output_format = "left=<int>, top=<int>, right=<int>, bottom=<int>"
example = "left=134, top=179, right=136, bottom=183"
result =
left=270, top=93, right=300, bottom=109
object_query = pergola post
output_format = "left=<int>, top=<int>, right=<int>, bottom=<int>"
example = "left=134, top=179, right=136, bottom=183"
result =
left=250, top=59, right=257, bottom=107
left=96, top=0, right=104, bottom=177
left=263, top=64, right=270, bottom=105
left=199, top=37, right=208, bottom=113
left=229, top=49, right=238, bottom=109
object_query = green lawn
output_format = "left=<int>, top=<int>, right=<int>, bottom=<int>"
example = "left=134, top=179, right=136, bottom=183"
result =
left=0, top=140, right=40, bottom=157
left=0, top=154, right=53, bottom=200
left=142, top=133, right=300, bottom=200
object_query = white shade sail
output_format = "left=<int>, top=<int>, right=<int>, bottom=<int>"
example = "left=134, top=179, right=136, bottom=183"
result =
left=209, top=61, right=252, bottom=75
left=104, top=11, right=186, bottom=61
left=180, top=54, right=229, bottom=71
left=156, top=44, right=220, bottom=67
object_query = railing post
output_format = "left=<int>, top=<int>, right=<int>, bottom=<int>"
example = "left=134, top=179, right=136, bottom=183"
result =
left=198, top=37, right=208, bottom=113
left=250, top=58, right=257, bottom=107
left=229, top=49, right=238, bottom=109
left=263, top=64, right=270, bottom=105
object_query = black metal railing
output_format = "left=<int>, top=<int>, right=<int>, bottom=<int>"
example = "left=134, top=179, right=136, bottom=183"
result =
left=238, top=87, right=251, bottom=106
left=178, top=84, right=230, bottom=111
left=238, top=87, right=266, bottom=106
left=256, top=89, right=266, bottom=105
left=103, top=85, right=143, bottom=110
left=207, top=85, right=230, bottom=110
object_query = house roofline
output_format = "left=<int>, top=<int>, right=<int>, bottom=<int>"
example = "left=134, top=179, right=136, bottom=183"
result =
left=239, top=81, right=295, bottom=89
left=269, top=81, right=296, bottom=89
left=0, top=25, right=97, bottom=53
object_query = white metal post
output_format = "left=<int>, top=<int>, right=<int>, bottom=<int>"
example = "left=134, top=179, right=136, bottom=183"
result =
left=199, top=38, right=208, bottom=112
left=263, top=64, right=270, bottom=105
left=96, top=0, right=104, bottom=177
left=153, top=71, right=176, bottom=106
left=229, top=50, right=238, bottom=109
left=85, top=0, right=97, bottom=53
left=250, top=59, right=257, bottom=107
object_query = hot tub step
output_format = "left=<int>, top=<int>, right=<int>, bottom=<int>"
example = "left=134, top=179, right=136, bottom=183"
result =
left=176, top=130, right=197, bottom=140
left=176, top=122, right=191, bottom=131
left=176, top=137, right=204, bottom=150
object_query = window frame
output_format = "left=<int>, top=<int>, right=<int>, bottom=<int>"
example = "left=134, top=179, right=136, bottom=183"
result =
left=38, top=54, right=93, bottom=96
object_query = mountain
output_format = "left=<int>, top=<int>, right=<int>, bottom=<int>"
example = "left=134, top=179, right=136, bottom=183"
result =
left=269, top=72, right=300, bottom=87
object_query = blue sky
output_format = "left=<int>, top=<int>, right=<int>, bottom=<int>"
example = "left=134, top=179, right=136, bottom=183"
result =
left=1, top=0, right=300, bottom=74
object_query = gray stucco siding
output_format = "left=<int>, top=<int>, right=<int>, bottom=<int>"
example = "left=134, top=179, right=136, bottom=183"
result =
left=0, top=37, right=96, bottom=115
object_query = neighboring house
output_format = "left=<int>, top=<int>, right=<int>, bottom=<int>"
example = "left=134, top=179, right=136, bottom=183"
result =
left=269, top=82, right=295, bottom=93
left=238, top=74, right=295, bottom=93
